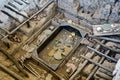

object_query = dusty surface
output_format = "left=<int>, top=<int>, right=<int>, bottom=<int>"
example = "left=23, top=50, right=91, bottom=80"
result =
left=0, top=0, right=120, bottom=80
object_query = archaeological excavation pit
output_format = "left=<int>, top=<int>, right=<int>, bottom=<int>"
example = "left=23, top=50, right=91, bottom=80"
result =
left=32, top=25, right=83, bottom=70
left=0, top=0, right=120, bottom=80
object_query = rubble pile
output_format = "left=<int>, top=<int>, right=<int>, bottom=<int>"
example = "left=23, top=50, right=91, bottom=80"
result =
left=58, top=0, right=120, bottom=29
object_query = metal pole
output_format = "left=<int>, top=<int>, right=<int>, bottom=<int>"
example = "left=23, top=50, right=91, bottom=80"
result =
left=89, top=35, right=120, bottom=43
left=98, top=37, right=120, bottom=43
left=87, top=46, right=118, bottom=62
left=80, top=55, right=113, bottom=73
left=93, top=39, right=120, bottom=52
left=69, top=40, right=105, bottom=80
left=86, top=50, right=110, bottom=80
left=1, top=0, right=53, bottom=41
